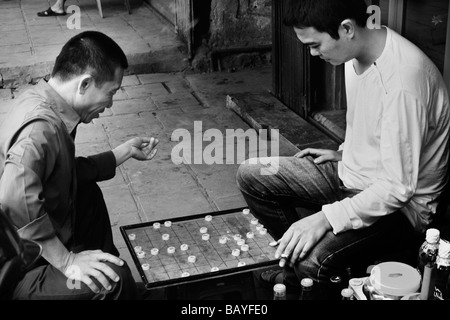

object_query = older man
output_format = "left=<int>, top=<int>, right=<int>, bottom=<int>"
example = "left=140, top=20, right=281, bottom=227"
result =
left=0, top=31, right=159, bottom=300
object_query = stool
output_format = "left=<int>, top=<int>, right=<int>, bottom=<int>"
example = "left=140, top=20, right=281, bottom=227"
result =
left=95, top=0, right=131, bottom=18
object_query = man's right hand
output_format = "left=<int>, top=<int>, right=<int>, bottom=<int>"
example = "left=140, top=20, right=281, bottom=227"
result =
left=63, top=250, right=124, bottom=293
left=294, top=148, right=342, bottom=164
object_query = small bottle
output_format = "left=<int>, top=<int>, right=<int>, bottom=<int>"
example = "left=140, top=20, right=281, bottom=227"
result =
left=418, top=229, right=440, bottom=300
left=435, top=239, right=450, bottom=300
left=330, top=275, right=344, bottom=300
left=341, top=288, right=355, bottom=300
left=299, top=278, right=314, bottom=300
left=273, top=283, right=287, bottom=300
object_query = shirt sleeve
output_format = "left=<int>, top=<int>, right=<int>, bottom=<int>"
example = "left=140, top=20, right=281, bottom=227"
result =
left=75, top=151, right=116, bottom=186
left=0, top=120, right=59, bottom=242
left=322, top=91, right=426, bottom=234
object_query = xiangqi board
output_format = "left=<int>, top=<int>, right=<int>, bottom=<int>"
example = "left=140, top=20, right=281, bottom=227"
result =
left=120, top=208, right=279, bottom=289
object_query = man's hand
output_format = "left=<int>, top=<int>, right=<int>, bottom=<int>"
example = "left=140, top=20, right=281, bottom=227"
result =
left=113, top=137, right=159, bottom=167
left=63, top=250, right=125, bottom=294
left=294, top=148, right=342, bottom=164
left=275, top=211, right=332, bottom=267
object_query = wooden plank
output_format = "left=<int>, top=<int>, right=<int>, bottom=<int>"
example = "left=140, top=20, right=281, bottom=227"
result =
left=226, top=92, right=340, bottom=152
left=444, top=2, right=450, bottom=91
left=388, top=0, right=405, bottom=34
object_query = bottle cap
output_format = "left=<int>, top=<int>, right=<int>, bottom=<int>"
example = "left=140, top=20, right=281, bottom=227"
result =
left=369, top=262, right=421, bottom=297
left=426, top=228, right=440, bottom=243
left=341, top=288, right=354, bottom=298
left=273, top=283, right=286, bottom=294
left=301, top=278, right=314, bottom=288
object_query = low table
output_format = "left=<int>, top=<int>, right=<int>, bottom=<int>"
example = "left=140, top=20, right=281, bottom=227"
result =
left=120, top=207, right=280, bottom=299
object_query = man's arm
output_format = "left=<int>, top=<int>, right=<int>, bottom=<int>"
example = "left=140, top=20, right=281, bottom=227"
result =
left=323, top=90, right=426, bottom=234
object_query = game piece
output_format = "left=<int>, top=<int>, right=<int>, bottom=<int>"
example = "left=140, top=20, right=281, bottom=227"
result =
left=237, top=239, right=245, bottom=246
left=242, top=209, right=250, bottom=215
left=246, top=232, right=255, bottom=239
left=164, top=221, right=172, bottom=227
left=202, top=233, right=210, bottom=241
left=180, top=244, right=189, bottom=251
left=162, top=234, right=170, bottom=241
left=188, top=255, right=196, bottom=263
left=181, top=272, right=190, bottom=277
left=205, top=215, right=213, bottom=222
left=128, top=233, right=136, bottom=241
left=219, top=236, right=228, bottom=244
left=200, top=227, right=208, bottom=234
left=167, top=247, right=176, bottom=254
left=151, top=248, right=159, bottom=256
left=232, top=249, right=241, bottom=257
left=233, top=234, right=242, bottom=241
left=211, top=267, right=220, bottom=272
left=142, top=263, right=150, bottom=271
left=259, top=228, right=267, bottom=235
left=238, top=262, right=246, bottom=267
left=269, top=241, right=279, bottom=247
left=251, top=218, right=259, bottom=225
left=153, top=222, right=161, bottom=229
left=137, top=251, right=146, bottom=259
left=134, top=246, right=142, bottom=253
left=241, top=244, right=249, bottom=252
left=256, top=224, right=263, bottom=231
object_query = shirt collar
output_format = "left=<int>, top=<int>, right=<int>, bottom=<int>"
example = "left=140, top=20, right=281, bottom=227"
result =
left=33, top=79, right=81, bottom=135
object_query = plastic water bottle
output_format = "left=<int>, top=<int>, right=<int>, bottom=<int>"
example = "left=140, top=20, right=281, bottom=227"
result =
left=299, top=278, right=314, bottom=300
left=418, top=229, right=440, bottom=300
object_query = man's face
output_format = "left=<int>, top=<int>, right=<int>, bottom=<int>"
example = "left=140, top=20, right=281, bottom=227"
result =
left=77, top=67, right=124, bottom=123
left=293, top=26, right=352, bottom=66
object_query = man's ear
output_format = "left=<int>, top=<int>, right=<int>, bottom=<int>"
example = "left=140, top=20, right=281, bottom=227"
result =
left=339, top=19, right=356, bottom=40
left=78, top=75, right=94, bottom=95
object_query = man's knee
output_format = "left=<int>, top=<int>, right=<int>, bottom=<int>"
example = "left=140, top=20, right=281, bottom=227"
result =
left=236, top=158, right=268, bottom=189
left=105, top=261, right=138, bottom=300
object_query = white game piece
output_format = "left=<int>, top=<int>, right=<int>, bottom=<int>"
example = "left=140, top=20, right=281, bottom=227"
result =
left=233, top=234, right=242, bottom=241
left=164, top=221, right=172, bottom=227
left=237, top=239, right=245, bottom=246
left=232, top=249, right=241, bottom=257
left=167, top=247, right=176, bottom=254
left=188, top=255, right=196, bottom=263
left=151, top=248, right=159, bottom=256
left=241, top=244, right=249, bottom=252
left=242, top=209, right=250, bottom=215
left=219, top=236, right=228, bottom=244
left=200, top=227, right=208, bottom=234
left=202, top=233, right=210, bottom=241
left=211, top=267, right=220, bottom=272
left=269, top=241, right=279, bottom=247
left=251, top=218, right=259, bottom=225
left=134, top=246, right=142, bottom=253
left=256, top=224, right=263, bottom=231
left=153, top=222, right=161, bottom=229
left=142, top=263, right=150, bottom=271
left=259, top=228, right=267, bottom=235
left=246, top=232, right=255, bottom=239
left=162, top=233, right=170, bottom=241
left=238, top=261, right=246, bottom=267
left=137, top=251, right=146, bottom=259
left=205, top=215, right=213, bottom=222
left=128, top=233, right=136, bottom=241
left=181, top=272, right=190, bottom=277
left=180, top=244, right=189, bottom=251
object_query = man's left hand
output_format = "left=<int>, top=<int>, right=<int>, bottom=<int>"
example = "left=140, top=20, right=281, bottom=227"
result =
left=275, top=211, right=332, bottom=267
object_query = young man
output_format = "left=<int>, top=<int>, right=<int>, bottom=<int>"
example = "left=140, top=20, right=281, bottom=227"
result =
left=0, top=31, right=159, bottom=300
left=237, top=0, right=449, bottom=298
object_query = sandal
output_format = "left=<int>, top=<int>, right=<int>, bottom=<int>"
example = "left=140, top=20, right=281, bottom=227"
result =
left=37, top=7, right=66, bottom=17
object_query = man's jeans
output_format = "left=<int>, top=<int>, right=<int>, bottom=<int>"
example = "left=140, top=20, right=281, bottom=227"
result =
left=236, top=156, right=418, bottom=299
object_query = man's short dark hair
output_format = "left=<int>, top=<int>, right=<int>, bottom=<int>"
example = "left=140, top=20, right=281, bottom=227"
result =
left=51, top=31, right=128, bottom=86
left=283, top=0, right=370, bottom=40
